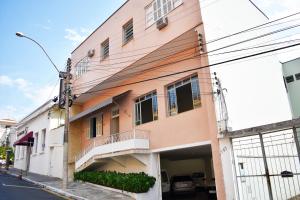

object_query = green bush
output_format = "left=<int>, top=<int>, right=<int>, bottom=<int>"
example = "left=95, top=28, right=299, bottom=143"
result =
left=74, top=171, right=156, bottom=193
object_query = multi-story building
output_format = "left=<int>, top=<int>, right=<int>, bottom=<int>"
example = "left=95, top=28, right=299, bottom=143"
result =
left=69, top=0, right=225, bottom=199
left=0, top=119, right=17, bottom=147
left=14, top=100, right=65, bottom=178
left=282, top=57, right=300, bottom=119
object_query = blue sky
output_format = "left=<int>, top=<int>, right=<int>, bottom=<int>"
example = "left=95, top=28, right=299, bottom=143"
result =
left=0, top=0, right=299, bottom=122
left=0, top=0, right=126, bottom=120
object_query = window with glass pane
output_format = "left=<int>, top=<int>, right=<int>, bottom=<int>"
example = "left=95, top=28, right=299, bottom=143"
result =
left=146, top=0, right=183, bottom=28
left=135, top=91, right=158, bottom=125
left=167, top=74, right=201, bottom=116
left=75, top=57, right=89, bottom=78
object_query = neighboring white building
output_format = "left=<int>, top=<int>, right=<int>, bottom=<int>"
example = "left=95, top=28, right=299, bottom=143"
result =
left=282, top=57, right=300, bottom=119
left=199, top=0, right=298, bottom=199
left=0, top=119, right=17, bottom=147
left=14, top=100, right=65, bottom=178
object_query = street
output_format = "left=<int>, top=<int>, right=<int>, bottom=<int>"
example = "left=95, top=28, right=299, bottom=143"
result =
left=0, top=173, right=65, bottom=200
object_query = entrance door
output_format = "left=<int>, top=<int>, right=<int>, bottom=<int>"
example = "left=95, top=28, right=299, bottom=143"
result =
left=49, top=147, right=54, bottom=177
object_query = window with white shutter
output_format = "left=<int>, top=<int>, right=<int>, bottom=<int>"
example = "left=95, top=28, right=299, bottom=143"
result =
left=145, top=0, right=183, bottom=28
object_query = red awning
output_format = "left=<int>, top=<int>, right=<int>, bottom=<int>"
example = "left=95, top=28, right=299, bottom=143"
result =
left=14, top=131, right=34, bottom=146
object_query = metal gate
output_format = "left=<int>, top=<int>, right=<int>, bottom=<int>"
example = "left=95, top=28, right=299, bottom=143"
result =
left=232, top=129, right=300, bottom=200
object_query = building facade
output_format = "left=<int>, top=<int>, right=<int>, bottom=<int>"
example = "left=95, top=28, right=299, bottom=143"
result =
left=282, top=57, right=300, bottom=119
left=69, top=0, right=225, bottom=199
left=14, top=100, right=65, bottom=179
left=0, top=119, right=17, bottom=147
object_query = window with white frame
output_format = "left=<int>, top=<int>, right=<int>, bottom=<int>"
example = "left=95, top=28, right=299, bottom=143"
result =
left=167, top=74, right=201, bottom=116
left=34, top=132, right=39, bottom=153
left=75, top=57, right=89, bottom=78
left=101, top=38, right=109, bottom=59
left=135, top=91, right=158, bottom=125
left=41, top=129, right=46, bottom=152
left=145, top=0, right=183, bottom=27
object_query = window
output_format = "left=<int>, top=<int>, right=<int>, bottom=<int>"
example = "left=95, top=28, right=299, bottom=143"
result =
left=34, top=132, right=39, bottom=153
left=41, top=129, right=46, bottom=152
left=101, top=38, right=109, bottom=59
left=75, top=57, right=89, bottom=78
left=145, top=0, right=183, bottom=27
left=167, top=74, right=201, bottom=116
left=285, top=75, right=294, bottom=83
left=111, top=107, right=120, bottom=134
left=123, top=19, right=133, bottom=44
left=89, top=117, right=97, bottom=139
left=97, top=114, right=104, bottom=136
left=295, top=73, right=300, bottom=80
left=135, top=91, right=158, bottom=125
left=87, top=114, right=103, bottom=139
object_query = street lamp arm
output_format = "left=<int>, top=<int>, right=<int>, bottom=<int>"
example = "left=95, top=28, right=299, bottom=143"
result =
left=21, top=34, right=60, bottom=73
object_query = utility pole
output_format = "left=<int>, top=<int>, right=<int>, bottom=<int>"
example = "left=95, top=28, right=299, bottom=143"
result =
left=62, top=58, right=71, bottom=189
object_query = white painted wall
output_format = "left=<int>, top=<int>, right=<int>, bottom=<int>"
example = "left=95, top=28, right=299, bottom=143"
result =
left=282, top=57, right=300, bottom=119
left=14, top=103, right=64, bottom=178
left=199, top=0, right=291, bottom=130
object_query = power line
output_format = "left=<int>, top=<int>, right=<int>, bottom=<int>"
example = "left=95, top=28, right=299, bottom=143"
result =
left=73, top=42, right=300, bottom=96
left=75, top=23, right=300, bottom=72
left=73, top=37, right=300, bottom=91
left=72, top=8, right=300, bottom=68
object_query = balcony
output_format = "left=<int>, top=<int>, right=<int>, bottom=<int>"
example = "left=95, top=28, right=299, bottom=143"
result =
left=75, top=129, right=150, bottom=171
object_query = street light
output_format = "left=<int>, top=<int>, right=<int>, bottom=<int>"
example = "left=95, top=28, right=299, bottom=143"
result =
left=16, top=32, right=70, bottom=189
left=15, top=32, right=60, bottom=73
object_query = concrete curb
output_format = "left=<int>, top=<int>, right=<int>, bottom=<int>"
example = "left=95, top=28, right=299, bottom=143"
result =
left=6, top=170, right=88, bottom=200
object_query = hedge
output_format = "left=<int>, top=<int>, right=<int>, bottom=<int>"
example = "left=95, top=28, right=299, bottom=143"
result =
left=74, top=171, right=156, bottom=193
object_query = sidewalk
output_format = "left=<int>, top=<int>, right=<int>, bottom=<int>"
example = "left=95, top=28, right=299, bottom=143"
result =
left=4, top=168, right=133, bottom=200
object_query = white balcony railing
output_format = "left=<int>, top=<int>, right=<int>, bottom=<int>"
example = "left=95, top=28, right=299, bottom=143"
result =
left=75, top=129, right=150, bottom=168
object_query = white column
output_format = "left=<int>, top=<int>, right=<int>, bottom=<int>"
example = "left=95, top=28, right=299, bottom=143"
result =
left=219, top=137, right=239, bottom=200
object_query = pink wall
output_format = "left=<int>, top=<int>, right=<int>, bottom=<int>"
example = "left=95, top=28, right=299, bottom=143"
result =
left=71, top=0, right=202, bottom=95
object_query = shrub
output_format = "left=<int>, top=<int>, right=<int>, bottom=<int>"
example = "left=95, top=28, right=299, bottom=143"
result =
left=74, top=171, right=156, bottom=193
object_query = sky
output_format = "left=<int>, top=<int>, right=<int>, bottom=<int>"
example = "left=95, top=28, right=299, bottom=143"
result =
left=0, top=0, right=126, bottom=120
left=0, top=0, right=299, bottom=130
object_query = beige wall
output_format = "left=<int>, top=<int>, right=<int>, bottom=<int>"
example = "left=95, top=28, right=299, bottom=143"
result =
left=98, top=156, right=147, bottom=174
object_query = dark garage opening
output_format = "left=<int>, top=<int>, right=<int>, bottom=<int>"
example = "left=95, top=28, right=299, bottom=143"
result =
left=160, top=145, right=217, bottom=200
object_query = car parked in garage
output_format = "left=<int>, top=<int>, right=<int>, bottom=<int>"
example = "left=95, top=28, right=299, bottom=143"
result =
left=171, top=175, right=196, bottom=194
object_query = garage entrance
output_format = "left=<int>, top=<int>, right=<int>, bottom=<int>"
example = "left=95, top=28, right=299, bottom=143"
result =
left=160, top=144, right=217, bottom=200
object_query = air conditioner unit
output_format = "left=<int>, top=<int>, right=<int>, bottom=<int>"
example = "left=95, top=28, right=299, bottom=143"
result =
left=156, top=17, right=168, bottom=30
left=87, top=49, right=95, bottom=57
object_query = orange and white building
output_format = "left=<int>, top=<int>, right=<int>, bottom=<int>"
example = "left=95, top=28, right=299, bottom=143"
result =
left=69, top=0, right=226, bottom=199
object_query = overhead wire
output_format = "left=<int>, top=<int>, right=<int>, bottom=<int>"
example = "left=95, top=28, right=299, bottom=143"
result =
left=73, top=24, right=300, bottom=91
left=72, top=10, right=300, bottom=68
left=73, top=42, right=300, bottom=96
left=73, top=38, right=299, bottom=91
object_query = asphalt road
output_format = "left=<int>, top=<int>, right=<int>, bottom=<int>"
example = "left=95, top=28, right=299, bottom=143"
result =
left=0, top=173, right=65, bottom=200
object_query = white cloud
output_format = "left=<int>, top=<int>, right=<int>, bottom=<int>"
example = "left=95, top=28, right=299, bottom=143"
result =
left=64, top=27, right=91, bottom=45
left=0, top=75, right=60, bottom=120
left=0, top=75, right=13, bottom=86
left=0, top=75, right=59, bottom=105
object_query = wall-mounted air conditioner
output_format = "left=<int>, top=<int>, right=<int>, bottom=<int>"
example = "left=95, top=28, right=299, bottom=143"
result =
left=87, top=49, right=95, bottom=57
left=156, top=17, right=168, bottom=30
